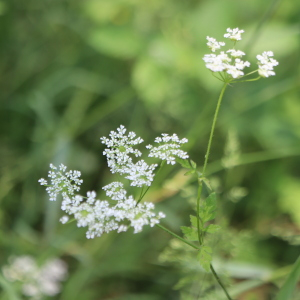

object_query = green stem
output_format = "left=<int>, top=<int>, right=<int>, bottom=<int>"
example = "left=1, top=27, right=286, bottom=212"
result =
left=156, top=224, right=232, bottom=299
left=137, top=161, right=166, bottom=205
left=210, top=264, right=233, bottom=300
left=196, top=83, right=228, bottom=245
left=203, top=83, right=228, bottom=175
left=156, top=224, right=200, bottom=250
left=195, top=83, right=232, bottom=300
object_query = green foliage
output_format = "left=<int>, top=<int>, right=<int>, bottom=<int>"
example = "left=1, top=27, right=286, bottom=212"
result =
left=276, top=255, right=300, bottom=300
left=197, top=246, right=213, bottom=272
left=1, top=0, right=300, bottom=298
left=199, top=192, right=217, bottom=224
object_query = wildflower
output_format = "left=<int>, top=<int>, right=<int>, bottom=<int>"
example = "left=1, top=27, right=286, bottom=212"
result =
left=227, top=49, right=245, bottom=58
left=146, top=133, right=189, bottom=165
left=124, top=160, right=157, bottom=187
left=39, top=164, right=83, bottom=201
left=224, top=28, right=244, bottom=41
left=257, top=51, right=279, bottom=77
left=59, top=216, right=69, bottom=224
left=206, top=36, right=225, bottom=52
left=203, top=28, right=278, bottom=80
left=40, top=165, right=166, bottom=238
left=103, top=182, right=127, bottom=200
left=101, top=125, right=143, bottom=175
left=2, top=256, right=67, bottom=300
left=40, top=126, right=190, bottom=238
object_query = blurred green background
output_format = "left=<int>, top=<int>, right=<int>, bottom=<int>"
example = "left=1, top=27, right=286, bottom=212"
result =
left=0, top=0, right=299, bottom=299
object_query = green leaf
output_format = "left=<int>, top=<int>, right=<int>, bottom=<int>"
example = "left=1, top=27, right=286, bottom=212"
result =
left=199, top=192, right=217, bottom=224
left=176, top=157, right=192, bottom=169
left=276, top=255, right=300, bottom=300
left=197, top=246, right=212, bottom=272
left=190, top=160, right=197, bottom=169
left=180, top=226, right=198, bottom=242
left=204, top=224, right=221, bottom=233
left=190, top=215, right=198, bottom=228
left=206, top=192, right=217, bottom=207
left=184, top=170, right=195, bottom=176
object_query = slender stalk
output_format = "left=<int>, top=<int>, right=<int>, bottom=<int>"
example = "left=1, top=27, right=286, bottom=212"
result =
left=156, top=224, right=200, bottom=250
left=195, top=82, right=233, bottom=300
left=203, top=83, right=228, bottom=176
left=196, top=83, right=228, bottom=245
left=210, top=264, right=233, bottom=300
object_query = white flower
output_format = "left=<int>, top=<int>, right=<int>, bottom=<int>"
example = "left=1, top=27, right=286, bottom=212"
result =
left=39, top=164, right=83, bottom=201
left=86, top=191, right=97, bottom=204
left=125, top=160, right=157, bottom=187
left=234, top=58, right=250, bottom=70
left=226, top=65, right=244, bottom=79
left=224, top=28, right=244, bottom=41
left=257, top=51, right=279, bottom=77
left=206, top=36, right=225, bottom=52
left=101, top=125, right=143, bottom=175
left=38, top=178, right=47, bottom=185
left=2, top=256, right=67, bottom=299
left=227, top=49, right=245, bottom=57
left=40, top=126, right=176, bottom=238
left=59, top=216, right=69, bottom=224
left=147, top=133, right=189, bottom=165
left=203, top=50, right=250, bottom=79
left=103, top=182, right=127, bottom=200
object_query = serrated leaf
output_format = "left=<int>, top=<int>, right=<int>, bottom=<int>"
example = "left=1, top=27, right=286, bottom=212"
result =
left=176, top=157, right=192, bottom=169
left=180, top=226, right=198, bottom=241
left=206, top=192, right=217, bottom=207
left=199, top=192, right=217, bottom=223
left=199, top=209, right=216, bottom=224
left=190, top=215, right=198, bottom=228
left=197, top=246, right=212, bottom=272
left=204, top=224, right=221, bottom=233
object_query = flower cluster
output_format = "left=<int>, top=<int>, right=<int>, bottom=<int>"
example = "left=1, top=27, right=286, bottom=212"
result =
left=39, top=126, right=189, bottom=238
left=38, top=164, right=82, bottom=201
left=257, top=51, right=279, bottom=78
left=101, top=125, right=157, bottom=187
left=203, top=27, right=278, bottom=79
left=2, top=256, right=67, bottom=300
left=40, top=164, right=165, bottom=238
left=146, top=133, right=189, bottom=165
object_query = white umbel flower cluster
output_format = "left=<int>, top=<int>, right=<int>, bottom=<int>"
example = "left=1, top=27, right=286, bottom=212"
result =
left=2, top=256, right=67, bottom=300
left=256, top=51, right=279, bottom=78
left=203, top=28, right=278, bottom=79
left=146, top=134, right=189, bottom=165
left=38, top=164, right=83, bottom=201
left=39, top=126, right=189, bottom=238
left=40, top=165, right=165, bottom=238
left=101, top=125, right=157, bottom=187
left=224, top=28, right=244, bottom=41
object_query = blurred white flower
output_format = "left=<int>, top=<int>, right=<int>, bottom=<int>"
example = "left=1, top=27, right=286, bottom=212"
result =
left=257, top=51, right=279, bottom=77
left=2, top=256, right=68, bottom=300
left=224, top=27, right=244, bottom=41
